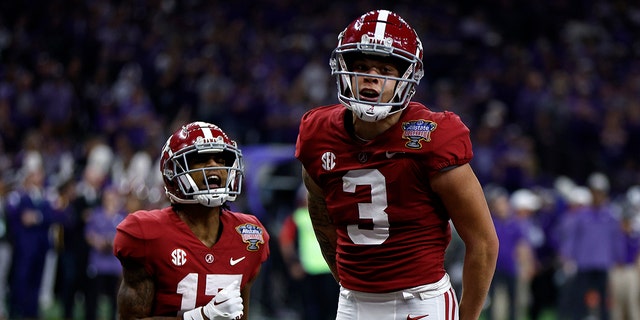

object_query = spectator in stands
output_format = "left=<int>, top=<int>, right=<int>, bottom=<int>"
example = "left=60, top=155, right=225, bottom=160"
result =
left=487, top=186, right=530, bottom=320
left=84, top=186, right=126, bottom=320
left=563, top=173, right=623, bottom=320
left=609, top=186, right=640, bottom=320
left=5, top=152, right=61, bottom=319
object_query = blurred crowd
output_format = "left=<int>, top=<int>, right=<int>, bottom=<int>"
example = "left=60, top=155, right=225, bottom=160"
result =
left=0, top=0, right=640, bottom=319
left=477, top=173, right=640, bottom=320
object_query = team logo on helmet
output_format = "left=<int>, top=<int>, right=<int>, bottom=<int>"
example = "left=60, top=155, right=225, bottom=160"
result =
left=236, top=223, right=265, bottom=251
left=195, top=135, right=226, bottom=145
left=402, top=120, right=437, bottom=149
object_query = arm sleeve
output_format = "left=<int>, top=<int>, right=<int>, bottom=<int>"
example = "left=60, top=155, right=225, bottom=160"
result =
left=113, top=214, right=148, bottom=265
left=425, top=111, right=473, bottom=176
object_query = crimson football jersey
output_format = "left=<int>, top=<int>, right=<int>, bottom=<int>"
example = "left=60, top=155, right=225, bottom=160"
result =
left=295, top=101, right=472, bottom=293
left=113, top=207, right=269, bottom=316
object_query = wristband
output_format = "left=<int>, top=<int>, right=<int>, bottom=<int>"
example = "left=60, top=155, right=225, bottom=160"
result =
left=183, top=307, right=205, bottom=320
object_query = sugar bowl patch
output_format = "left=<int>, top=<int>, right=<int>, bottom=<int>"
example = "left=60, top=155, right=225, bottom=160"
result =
left=235, top=223, right=266, bottom=251
left=402, top=119, right=437, bottom=149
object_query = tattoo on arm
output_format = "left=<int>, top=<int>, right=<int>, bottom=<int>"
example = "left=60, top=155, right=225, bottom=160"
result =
left=117, top=259, right=156, bottom=319
left=303, top=170, right=339, bottom=281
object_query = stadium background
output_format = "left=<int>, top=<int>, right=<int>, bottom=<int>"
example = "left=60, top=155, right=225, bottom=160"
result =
left=0, top=0, right=639, bottom=319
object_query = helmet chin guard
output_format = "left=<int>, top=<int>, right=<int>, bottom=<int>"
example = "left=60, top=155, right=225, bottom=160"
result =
left=349, top=102, right=393, bottom=122
left=193, top=192, right=227, bottom=207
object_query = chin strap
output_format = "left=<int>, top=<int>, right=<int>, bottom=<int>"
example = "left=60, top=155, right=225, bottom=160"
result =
left=194, top=194, right=226, bottom=207
left=351, top=102, right=393, bottom=122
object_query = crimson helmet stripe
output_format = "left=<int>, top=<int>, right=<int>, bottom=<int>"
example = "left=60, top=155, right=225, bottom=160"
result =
left=374, top=10, right=389, bottom=39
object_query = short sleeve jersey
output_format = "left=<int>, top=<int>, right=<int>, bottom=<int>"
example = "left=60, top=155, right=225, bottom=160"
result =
left=295, top=101, right=472, bottom=293
left=113, top=207, right=270, bottom=316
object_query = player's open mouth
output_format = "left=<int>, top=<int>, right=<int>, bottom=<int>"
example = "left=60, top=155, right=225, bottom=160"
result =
left=359, top=89, right=380, bottom=101
left=206, top=175, right=221, bottom=188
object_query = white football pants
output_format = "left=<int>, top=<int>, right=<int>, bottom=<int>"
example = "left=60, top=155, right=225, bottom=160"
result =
left=336, top=274, right=458, bottom=320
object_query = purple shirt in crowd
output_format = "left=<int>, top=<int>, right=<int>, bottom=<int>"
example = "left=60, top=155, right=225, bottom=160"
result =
left=621, top=228, right=640, bottom=265
left=85, top=207, right=126, bottom=276
left=565, top=205, right=623, bottom=270
left=493, top=214, right=528, bottom=275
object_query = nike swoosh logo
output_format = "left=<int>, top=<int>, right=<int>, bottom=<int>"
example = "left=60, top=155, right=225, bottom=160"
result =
left=407, top=315, right=428, bottom=320
left=230, top=256, right=246, bottom=266
left=213, top=298, right=229, bottom=306
left=385, top=151, right=404, bottom=159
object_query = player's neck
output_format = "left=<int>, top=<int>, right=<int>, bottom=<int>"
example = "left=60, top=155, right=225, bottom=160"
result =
left=352, top=111, right=401, bottom=140
left=176, top=205, right=222, bottom=247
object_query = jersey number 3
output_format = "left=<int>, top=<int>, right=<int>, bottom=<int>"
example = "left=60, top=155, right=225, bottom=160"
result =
left=343, top=169, right=390, bottom=245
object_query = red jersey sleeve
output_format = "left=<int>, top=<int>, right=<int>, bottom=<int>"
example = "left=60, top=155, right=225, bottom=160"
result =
left=419, top=110, right=473, bottom=175
left=113, top=209, right=165, bottom=276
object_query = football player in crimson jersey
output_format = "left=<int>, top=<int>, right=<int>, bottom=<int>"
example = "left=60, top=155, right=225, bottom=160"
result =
left=113, top=122, right=269, bottom=320
left=295, top=10, right=498, bottom=320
